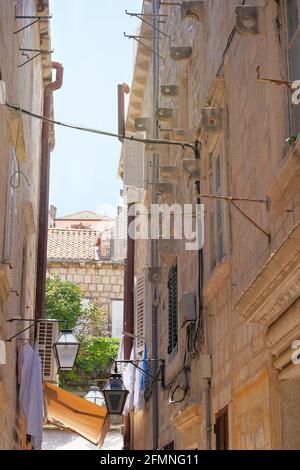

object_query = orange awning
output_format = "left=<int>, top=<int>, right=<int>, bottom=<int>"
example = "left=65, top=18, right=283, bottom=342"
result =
left=44, top=382, right=109, bottom=447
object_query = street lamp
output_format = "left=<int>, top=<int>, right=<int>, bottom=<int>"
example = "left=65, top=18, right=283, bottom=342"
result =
left=102, top=371, right=129, bottom=415
left=84, top=385, right=106, bottom=407
left=53, top=329, right=80, bottom=371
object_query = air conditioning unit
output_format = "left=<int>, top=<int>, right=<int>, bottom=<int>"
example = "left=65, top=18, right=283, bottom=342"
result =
left=179, top=292, right=196, bottom=327
left=37, top=320, right=59, bottom=384
left=161, top=85, right=178, bottom=97
left=155, top=182, right=175, bottom=196
left=0, top=80, right=6, bottom=105
left=159, top=166, right=180, bottom=180
left=181, top=1, right=204, bottom=22
left=156, top=108, right=174, bottom=121
left=135, top=117, right=149, bottom=131
left=199, top=354, right=212, bottom=379
left=148, top=267, right=162, bottom=285
left=159, top=239, right=183, bottom=256
left=235, top=6, right=264, bottom=35
left=170, top=47, right=192, bottom=61
left=182, top=159, right=201, bottom=178
left=200, top=107, right=224, bottom=134
left=171, top=129, right=197, bottom=142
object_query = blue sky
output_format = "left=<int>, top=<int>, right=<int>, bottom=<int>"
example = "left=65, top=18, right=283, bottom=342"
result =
left=50, top=0, right=142, bottom=217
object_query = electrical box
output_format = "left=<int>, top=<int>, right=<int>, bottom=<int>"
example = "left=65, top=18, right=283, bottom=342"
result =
left=179, top=292, right=196, bottom=327
left=199, top=354, right=212, bottom=379
left=181, top=1, right=204, bottom=22
left=200, top=107, right=224, bottom=134
left=161, top=85, right=178, bottom=97
left=182, top=159, right=201, bottom=178
left=156, top=108, right=174, bottom=121
left=0, top=80, right=6, bottom=105
left=148, top=267, right=162, bottom=285
left=235, top=6, right=264, bottom=35
left=170, top=47, right=192, bottom=61
left=135, top=117, right=149, bottom=132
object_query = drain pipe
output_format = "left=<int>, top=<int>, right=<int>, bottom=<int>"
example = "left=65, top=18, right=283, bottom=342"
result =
left=35, top=62, right=63, bottom=320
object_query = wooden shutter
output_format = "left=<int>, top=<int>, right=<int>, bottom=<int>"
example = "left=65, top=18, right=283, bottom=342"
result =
left=168, top=262, right=178, bottom=357
left=37, top=321, right=59, bottom=383
left=111, top=300, right=124, bottom=338
left=135, top=271, right=146, bottom=354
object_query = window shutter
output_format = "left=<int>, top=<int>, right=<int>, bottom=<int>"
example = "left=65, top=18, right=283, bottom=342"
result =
left=4, top=149, right=17, bottom=262
left=37, top=321, right=59, bottom=383
left=111, top=300, right=124, bottom=338
left=112, top=205, right=128, bottom=261
left=168, top=262, right=178, bottom=356
left=135, top=271, right=146, bottom=354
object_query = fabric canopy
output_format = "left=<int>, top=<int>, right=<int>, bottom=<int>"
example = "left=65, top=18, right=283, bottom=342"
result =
left=44, top=383, right=109, bottom=446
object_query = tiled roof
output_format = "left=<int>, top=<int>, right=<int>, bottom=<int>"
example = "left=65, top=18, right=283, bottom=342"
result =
left=58, top=210, right=111, bottom=220
left=47, top=229, right=99, bottom=260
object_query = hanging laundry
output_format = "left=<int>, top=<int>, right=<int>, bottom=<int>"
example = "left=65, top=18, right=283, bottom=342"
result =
left=134, top=343, right=148, bottom=411
left=122, top=346, right=136, bottom=416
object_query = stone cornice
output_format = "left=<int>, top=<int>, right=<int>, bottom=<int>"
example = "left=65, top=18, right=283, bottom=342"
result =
left=234, top=222, right=300, bottom=326
left=203, top=255, right=231, bottom=303
left=171, top=403, right=203, bottom=432
left=0, top=264, right=12, bottom=299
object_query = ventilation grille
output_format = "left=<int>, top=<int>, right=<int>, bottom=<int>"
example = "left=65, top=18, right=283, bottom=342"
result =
left=135, top=272, right=146, bottom=354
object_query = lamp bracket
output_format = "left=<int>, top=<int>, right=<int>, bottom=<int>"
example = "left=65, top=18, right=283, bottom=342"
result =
left=115, top=359, right=165, bottom=388
left=6, top=318, right=68, bottom=342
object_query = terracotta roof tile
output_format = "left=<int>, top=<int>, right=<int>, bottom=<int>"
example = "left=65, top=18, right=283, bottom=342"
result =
left=58, top=210, right=111, bottom=221
left=47, top=229, right=100, bottom=260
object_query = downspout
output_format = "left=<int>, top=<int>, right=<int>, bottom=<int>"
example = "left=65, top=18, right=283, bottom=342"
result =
left=123, top=202, right=135, bottom=450
left=35, top=62, right=63, bottom=320
left=151, top=0, right=160, bottom=451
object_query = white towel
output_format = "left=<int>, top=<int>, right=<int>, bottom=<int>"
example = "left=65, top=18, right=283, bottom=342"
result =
left=26, top=343, right=44, bottom=450
left=122, top=346, right=136, bottom=416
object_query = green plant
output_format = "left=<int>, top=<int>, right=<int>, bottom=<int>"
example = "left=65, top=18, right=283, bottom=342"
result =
left=45, top=276, right=83, bottom=329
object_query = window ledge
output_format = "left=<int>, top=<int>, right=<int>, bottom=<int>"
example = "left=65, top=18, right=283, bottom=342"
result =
left=203, top=255, right=231, bottom=303
left=171, top=403, right=203, bottom=432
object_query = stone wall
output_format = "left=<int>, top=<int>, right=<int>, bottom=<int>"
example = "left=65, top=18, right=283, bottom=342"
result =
left=47, top=261, right=124, bottom=334
left=129, top=0, right=300, bottom=450
left=0, top=0, right=51, bottom=450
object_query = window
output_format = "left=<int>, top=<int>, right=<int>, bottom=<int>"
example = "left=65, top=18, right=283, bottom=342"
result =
left=209, top=148, right=225, bottom=270
left=168, top=261, right=178, bottom=357
left=215, top=406, right=229, bottom=450
left=286, top=0, right=300, bottom=134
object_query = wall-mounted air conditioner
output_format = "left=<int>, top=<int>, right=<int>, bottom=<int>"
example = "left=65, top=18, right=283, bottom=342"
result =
left=148, top=267, right=162, bottom=285
left=179, top=292, right=196, bottom=327
left=182, top=158, right=201, bottom=178
left=181, top=1, right=204, bottom=22
left=235, top=6, right=265, bottom=35
left=155, top=182, right=175, bottom=196
left=159, top=166, right=180, bottom=181
left=156, top=108, right=174, bottom=121
left=37, top=320, right=59, bottom=384
left=161, top=85, right=178, bottom=97
left=170, top=47, right=192, bottom=61
left=200, top=107, right=224, bottom=134
left=199, top=354, right=212, bottom=379
left=159, top=238, right=183, bottom=257
left=135, top=117, right=149, bottom=132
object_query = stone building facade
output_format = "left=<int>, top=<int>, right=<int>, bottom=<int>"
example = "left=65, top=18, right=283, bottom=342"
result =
left=47, top=210, right=124, bottom=337
left=0, top=0, right=54, bottom=449
left=120, top=0, right=300, bottom=450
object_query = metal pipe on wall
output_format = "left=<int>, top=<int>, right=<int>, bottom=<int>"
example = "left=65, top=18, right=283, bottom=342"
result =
left=151, top=0, right=160, bottom=451
left=35, top=62, right=63, bottom=320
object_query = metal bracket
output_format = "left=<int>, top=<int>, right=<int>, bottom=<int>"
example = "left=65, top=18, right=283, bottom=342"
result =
left=124, top=33, right=165, bottom=61
left=125, top=9, right=170, bottom=38
left=18, top=48, right=53, bottom=68
left=14, top=15, right=52, bottom=35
